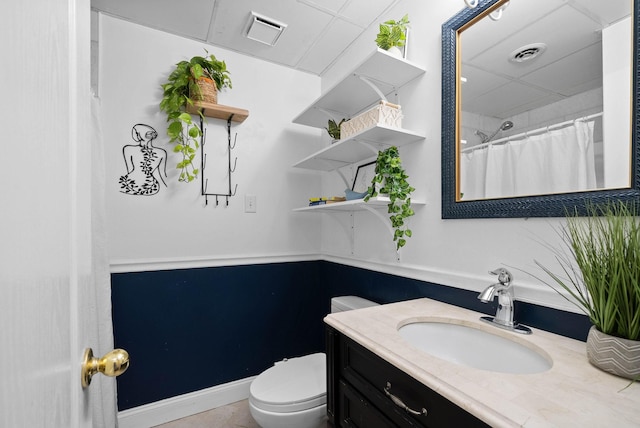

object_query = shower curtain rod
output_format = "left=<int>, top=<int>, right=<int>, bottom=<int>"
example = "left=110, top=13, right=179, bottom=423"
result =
left=461, top=112, right=603, bottom=153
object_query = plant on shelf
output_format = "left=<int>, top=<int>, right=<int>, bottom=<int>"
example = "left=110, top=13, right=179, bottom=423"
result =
left=325, top=118, right=347, bottom=141
left=375, top=14, right=410, bottom=55
left=530, top=201, right=640, bottom=380
left=159, top=51, right=232, bottom=183
left=364, top=146, right=415, bottom=250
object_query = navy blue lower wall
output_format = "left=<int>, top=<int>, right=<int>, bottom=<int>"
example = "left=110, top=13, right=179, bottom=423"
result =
left=111, top=260, right=591, bottom=411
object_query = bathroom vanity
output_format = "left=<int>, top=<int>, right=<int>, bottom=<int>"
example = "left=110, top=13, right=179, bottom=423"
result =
left=326, top=326, right=488, bottom=427
left=324, top=298, right=640, bottom=427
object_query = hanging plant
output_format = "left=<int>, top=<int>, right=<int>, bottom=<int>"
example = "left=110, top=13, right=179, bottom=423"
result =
left=159, top=50, right=232, bottom=183
left=364, top=146, right=415, bottom=250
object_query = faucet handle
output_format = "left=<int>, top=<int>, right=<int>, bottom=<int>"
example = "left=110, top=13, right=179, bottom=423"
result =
left=489, top=268, right=512, bottom=285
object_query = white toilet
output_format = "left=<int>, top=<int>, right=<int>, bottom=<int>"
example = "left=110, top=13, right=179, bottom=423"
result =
left=249, top=296, right=379, bottom=428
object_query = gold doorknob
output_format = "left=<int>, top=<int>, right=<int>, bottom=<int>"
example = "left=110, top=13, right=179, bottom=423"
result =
left=81, top=348, right=130, bottom=388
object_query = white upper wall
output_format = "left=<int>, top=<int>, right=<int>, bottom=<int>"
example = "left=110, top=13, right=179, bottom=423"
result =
left=99, top=14, right=324, bottom=269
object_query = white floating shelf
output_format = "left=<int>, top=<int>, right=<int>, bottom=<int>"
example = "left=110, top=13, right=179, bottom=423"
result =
left=293, top=197, right=425, bottom=212
left=293, top=49, right=426, bottom=129
left=293, top=125, right=425, bottom=171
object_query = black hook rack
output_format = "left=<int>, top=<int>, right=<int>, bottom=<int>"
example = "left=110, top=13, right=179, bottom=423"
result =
left=200, top=115, right=239, bottom=206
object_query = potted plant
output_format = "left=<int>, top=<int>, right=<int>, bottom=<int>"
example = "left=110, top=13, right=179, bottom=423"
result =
left=159, top=51, right=232, bottom=183
left=364, top=146, right=415, bottom=250
left=325, top=118, right=347, bottom=142
left=375, top=14, right=410, bottom=57
left=532, top=201, right=640, bottom=380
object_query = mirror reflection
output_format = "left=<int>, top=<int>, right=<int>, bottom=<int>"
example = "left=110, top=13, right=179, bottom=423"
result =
left=458, top=0, right=632, bottom=201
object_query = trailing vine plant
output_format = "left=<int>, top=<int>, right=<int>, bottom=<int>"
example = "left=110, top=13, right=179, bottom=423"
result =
left=159, top=51, right=232, bottom=183
left=364, top=146, right=415, bottom=249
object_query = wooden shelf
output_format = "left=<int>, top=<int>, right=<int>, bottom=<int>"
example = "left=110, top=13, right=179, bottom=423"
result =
left=186, top=101, right=249, bottom=123
left=293, top=197, right=425, bottom=212
left=292, top=49, right=425, bottom=129
left=293, top=125, right=425, bottom=171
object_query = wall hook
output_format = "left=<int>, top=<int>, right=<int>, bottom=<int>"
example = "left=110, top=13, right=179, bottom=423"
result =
left=230, top=133, right=238, bottom=150
left=230, top=157, right=238, bottom=173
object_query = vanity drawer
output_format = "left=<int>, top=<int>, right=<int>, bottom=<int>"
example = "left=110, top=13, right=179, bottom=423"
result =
left=337, top=333, right=489, bottom=428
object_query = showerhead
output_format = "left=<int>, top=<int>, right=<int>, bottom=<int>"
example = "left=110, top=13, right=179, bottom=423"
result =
left=482, top=120, right=515, bottom=143
left=501, top=121, right=514, bottom=131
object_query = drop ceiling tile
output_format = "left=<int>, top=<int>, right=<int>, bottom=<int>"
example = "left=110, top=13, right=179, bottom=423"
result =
left=468, top=5, right=602, bottom=80
left=296, top=19, right=362, bottom=75
left=297, top=0, right=348, bottom=15
left=340, top=0, right=397, bottom=28
left=522, top=43, right=603, bottom=97
left=208, top=0, right=333, bottom=68
left=466, top=80, right=559, bottom=118
left=92, top=0, right=215, bottom=40
left=461, top=65, right=511, bottom=106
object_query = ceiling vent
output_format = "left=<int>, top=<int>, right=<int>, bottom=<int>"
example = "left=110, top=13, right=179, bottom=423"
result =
left=509, top=43, right=547, bottom=64
left=245, top=11, right=287, bottom=46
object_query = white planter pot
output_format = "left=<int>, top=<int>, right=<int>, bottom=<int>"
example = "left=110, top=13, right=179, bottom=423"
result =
left=385, top=46, right=403, bottom=58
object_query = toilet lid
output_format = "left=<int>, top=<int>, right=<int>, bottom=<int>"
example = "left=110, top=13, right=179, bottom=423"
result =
left=250, top=353, right=327, bottom=413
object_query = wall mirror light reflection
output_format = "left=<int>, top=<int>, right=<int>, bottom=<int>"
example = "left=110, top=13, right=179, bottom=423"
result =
left=442, top=0, right=640, bottom=219
left=459, top=0, right=632, bottom=202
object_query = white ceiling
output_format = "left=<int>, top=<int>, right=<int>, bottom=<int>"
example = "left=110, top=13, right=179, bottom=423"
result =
left=461, top=0, right=631, bottom=118
left=90, top=0, right=400, bottom=76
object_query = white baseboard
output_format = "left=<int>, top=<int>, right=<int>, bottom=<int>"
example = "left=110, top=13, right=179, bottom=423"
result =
left=117, top=376, right=256, bottom=428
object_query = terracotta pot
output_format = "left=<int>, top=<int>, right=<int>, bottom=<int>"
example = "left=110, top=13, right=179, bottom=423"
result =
left=586, top=326, right=640, bottom=380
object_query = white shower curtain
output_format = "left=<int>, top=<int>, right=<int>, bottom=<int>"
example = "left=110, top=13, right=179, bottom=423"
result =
left=460, top=121, right=597, bottom=200
left=90, top=94, right=118, bottom=428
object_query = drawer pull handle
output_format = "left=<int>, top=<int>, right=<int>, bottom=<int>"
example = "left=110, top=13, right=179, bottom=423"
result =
left=384, top=382, right=428, bottom=417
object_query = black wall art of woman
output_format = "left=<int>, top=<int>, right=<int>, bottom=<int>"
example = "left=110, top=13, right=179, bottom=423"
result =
left=119, top=124, right=168, bottom=195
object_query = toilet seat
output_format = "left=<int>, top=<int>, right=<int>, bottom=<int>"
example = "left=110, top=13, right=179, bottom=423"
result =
left=249, top=353, right=326, bottom=413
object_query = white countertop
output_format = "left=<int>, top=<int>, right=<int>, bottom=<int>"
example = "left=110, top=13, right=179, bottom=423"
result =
left=324, top=298, right=640, bottom=427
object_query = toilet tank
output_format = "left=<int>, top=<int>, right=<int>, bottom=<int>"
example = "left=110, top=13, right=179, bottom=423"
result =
left=331, top=296, right=379, bottom=313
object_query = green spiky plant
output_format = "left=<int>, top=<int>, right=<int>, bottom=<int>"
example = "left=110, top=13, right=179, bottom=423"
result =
left=325, top=118, right=347, bottom=140
left=375, top=14, right=410, bottom=51
left=365, top=146, right=415, bottom=250
left=159, top=51, right=232, bottom=183
left=533, top=201, right=640, bottom=341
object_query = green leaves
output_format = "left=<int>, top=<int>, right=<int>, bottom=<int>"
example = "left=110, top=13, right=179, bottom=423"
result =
left=535, top=201, right=640, bottom=341
left=365, top=146, right=415, bottom=250
left=375, top=14, right=409, bottom=50
left=159, top=50, right=234, bottom=183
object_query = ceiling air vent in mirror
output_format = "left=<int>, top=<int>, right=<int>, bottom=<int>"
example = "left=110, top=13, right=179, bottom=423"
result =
left=509, top=43, right=547, bottom=64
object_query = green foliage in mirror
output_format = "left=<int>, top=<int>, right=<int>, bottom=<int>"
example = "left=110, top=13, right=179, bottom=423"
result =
left=365, top=146, right=415, bottom=250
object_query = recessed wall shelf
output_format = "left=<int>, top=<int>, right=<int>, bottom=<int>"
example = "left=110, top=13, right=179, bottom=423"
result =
left=186, top=101, right=249, bottom=123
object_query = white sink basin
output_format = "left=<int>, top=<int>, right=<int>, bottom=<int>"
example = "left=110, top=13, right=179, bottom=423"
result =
left=398, top=321, right=552, bottom=374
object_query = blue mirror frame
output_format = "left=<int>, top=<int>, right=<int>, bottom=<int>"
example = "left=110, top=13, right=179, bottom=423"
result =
left=441, top=0, right=640, bottom=219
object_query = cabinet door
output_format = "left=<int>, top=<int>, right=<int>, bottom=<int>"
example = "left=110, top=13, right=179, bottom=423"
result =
left=338, top=380, right=397, bottom=428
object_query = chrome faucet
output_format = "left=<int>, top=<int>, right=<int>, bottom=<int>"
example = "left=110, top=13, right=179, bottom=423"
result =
left=478, top=268, right=531, bottom=334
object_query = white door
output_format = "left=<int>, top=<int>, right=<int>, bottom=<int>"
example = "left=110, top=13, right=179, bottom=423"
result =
left=1, top=0, right=103, bottom=426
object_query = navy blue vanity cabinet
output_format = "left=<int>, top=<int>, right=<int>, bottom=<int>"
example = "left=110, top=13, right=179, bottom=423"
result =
left=326, top=326, right=490, bottom=428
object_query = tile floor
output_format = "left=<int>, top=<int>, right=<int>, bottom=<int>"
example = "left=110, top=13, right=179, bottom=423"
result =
left=153, top=399, right=330, bottom=428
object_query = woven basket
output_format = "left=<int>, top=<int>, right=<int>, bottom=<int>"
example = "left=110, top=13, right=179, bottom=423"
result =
left=190, top=77, right=218, bottom=104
